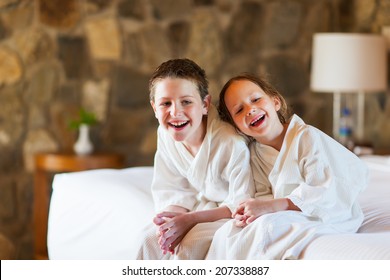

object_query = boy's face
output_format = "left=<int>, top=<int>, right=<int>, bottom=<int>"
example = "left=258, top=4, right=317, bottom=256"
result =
left=151, top=78, right=210, bottom=143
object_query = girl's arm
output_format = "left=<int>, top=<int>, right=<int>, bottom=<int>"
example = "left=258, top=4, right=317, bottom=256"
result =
left=157, top=206, right=231, bottom=253
left=165, top=205, right=190, bottom=213
left=274, top=198, right=301, bottom=212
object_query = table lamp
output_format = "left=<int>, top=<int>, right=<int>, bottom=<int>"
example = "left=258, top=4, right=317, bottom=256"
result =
left=310, top=33, right=387, bottom=144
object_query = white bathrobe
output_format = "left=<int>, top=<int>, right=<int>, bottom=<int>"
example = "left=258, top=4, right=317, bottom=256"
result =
left=136, top=106, right=255, bottom=260
left=206, top=114, right=368, bottom=260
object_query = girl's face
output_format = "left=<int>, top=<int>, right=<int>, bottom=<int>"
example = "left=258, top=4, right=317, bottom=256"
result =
left=224, top=80, right=283, bottom=142
left=151, top=78, right=210, bottom=144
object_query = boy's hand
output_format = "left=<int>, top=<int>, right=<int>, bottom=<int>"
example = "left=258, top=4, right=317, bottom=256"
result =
left=157, top=212, right=196, bottom=254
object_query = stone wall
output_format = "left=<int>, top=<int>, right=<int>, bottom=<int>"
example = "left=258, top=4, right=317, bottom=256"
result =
left=0, top=0, right=389, bottom=259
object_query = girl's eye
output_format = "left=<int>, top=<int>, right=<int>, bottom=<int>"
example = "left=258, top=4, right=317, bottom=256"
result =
left=235, top=107, right=243, bottom=115
left=182, top=100, right=192, bottom=105
left=252, top=97, right=260, bottom=103
left=160, top=101, right=171, bottom=107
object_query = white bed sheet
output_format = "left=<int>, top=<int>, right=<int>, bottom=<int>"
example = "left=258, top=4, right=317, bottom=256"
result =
left=47, top=156, right=390, bottom=260
left=301, top=156, right=390, bottom=259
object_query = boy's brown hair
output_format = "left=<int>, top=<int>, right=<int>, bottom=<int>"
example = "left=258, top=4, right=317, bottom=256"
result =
left=149, top=58, right=209, bottom=101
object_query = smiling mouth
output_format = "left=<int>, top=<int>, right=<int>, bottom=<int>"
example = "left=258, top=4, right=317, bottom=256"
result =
left=250, top=115, right=265, bottom=126
left=169, top=121, right=189, bottom=129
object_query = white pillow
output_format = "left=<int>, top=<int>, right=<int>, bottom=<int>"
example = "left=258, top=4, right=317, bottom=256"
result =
left=47, top=167, right=155, bottom=259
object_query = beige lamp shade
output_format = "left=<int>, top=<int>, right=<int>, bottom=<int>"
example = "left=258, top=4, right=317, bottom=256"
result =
left=311, top=33, right=387, bottom=93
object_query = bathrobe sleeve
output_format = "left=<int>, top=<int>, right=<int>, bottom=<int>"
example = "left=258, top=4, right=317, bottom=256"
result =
left=213, top=123, right=255, bottom=212
left=285, top=127, right=368, bottom=223
left=219, top=136, right=255, bottom=212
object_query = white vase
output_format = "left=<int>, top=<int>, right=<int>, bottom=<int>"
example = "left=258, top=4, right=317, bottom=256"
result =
left=73, top=124, right=93, bottom=155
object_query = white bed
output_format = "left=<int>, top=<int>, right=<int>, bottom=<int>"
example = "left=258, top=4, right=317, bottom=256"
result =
left=47, top=155, right=390, bottom=259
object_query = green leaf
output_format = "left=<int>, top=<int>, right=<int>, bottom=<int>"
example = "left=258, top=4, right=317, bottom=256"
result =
left=68, top=108, right=98, bottom=130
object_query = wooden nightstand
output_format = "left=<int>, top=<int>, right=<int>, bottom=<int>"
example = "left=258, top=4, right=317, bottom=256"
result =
left=33, top=152, right=125, bottom=260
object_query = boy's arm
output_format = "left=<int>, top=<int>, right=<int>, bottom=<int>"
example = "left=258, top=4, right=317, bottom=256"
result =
left=186, top=205, right=231, bottom=223
left=153, top=205, right=189, bottom=226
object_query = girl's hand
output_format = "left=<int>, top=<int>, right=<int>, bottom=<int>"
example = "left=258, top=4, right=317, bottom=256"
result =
left=233, top=198, right=301, bottom=228
left=238, top=198, right=277, bottom=225
left=232, top=203, right=245, bottom=218
left=234, top=213, right=248, bottom=227
left=232, top=203, right=249, bottom=227
left=240, top=198, right=299, bottom=225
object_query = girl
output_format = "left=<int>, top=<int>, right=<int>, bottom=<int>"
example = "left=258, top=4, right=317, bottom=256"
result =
left=206, top=73, right=368, bottom=259
left=136, top=59, right=254, bottom=259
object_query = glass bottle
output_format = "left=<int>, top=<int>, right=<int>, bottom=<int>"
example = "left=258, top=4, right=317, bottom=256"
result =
left=338, top=107, right=354, bottom=149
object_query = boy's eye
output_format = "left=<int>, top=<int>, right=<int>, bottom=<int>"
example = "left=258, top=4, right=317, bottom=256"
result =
left=252, top=97, right=260, bottom=103
left=182, top=100, right=192, bottom=105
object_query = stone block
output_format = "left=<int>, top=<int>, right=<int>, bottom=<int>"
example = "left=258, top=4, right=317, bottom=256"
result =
left=118, top=0, right=146, bottom=20
left=0, top=17, right=9, bottom=40
left=0, top=2, right=34, bottom=30
left=186, top=8, right=223, bottom=75
left=0, top=182, right=16, bottom=220
left=139, top=24, right=172, bottom=71
left=23, top=129, right=59, bottom=172
left=263, top=55, right=308, bottom=99
left=25, top=63, right=60, bottom=105
left=262, top=1, right=303, bottom=48
left=57, top=36, right=91, bottom=80
left=111, top=65, right=150, bottom=108
left=0, top=46, right=22, bottom=85
left=168, top=21, right=190, bottom=58
left=226, top=1, right=264, bottom=54
left=150, top=0, right=192, bottom=20
left=0, top=85, right=24, bottom=148
left=38, top=0, right=80, bottom=29
left=12, top=28, right=54, bottom=65
left=85, top=16, right=122, bottom=60
left=82, top=79, right=110, bottom=122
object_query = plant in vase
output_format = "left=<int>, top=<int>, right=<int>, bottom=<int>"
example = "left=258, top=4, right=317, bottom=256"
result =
left=69, top=108, right=98, bottom=155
